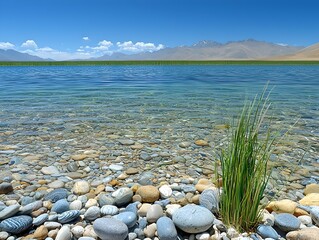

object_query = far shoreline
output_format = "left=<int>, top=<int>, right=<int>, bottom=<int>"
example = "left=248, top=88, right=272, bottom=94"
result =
left=1, top=60, right=319, bottom=66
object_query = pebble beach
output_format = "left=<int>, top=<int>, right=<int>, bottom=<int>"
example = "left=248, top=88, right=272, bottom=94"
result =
left=0, top=65, right=319, bottom=239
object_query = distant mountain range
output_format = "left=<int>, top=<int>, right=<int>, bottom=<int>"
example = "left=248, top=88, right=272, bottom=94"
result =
left=0, top=49, right=45, bottom=61
left=274, top=43, right=319, bottom=60
left=95, top=39, right=304, bottom=61
left=2, top=39, right=319, bottom=61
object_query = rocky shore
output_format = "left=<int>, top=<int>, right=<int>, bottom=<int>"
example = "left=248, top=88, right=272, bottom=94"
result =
left=0, top=124, right=318, bottom=240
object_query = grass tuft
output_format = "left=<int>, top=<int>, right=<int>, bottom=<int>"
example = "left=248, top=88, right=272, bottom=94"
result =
left=219, top=85, right=274, bottom=232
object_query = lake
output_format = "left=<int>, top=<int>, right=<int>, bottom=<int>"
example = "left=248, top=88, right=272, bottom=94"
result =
left=0, top=65, right=318, bottom=191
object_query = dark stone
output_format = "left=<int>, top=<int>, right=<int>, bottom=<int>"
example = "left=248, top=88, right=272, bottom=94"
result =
left=44, top=188, right=68, bottom=202
left=0, top=183, right=13, bottom=194
left=0, top=215, right=32, bottom=234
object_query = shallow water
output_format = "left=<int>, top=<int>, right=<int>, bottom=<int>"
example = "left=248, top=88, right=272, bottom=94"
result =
left=0, top=65, right=318, bottom=167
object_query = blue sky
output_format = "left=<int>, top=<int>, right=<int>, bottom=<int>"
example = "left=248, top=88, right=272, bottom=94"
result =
left=0, top=0, right=318, bottom=60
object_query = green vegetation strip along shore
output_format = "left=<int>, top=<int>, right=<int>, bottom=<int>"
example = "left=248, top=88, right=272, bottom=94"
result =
left=1, top=60, right=319, bottom=66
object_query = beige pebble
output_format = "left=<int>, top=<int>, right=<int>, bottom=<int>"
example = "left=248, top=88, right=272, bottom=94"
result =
left=266, top=199, right=298, bottom=214
left=304, top=184, right=319, bottom=195
left=144, top=223, right=157, bottom=238
left=85, top=199, right=98, bottom=208
left=299, top=193, right=319, bottom=206
left=138, top=203, right=152, bottom=217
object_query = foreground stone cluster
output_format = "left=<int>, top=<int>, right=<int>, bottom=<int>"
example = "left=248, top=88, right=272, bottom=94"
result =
left=1, top=178, right=319, bottom=240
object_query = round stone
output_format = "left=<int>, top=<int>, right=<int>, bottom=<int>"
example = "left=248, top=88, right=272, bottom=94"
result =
left=93, top=217, right=128, bottom=240
left=56, top=225, right=71, bottom=240
left=159, top=185, right=172, bottom=199
left=71, top=226, right=84, bottom=238
left=73, top=181, right=90, bottom=195
left=136, top=185, right=160, bottom=203
left=146, top=204, right=163, bottom=223
left=84, top=206, right=101, bottom=221
left=172, top=205, right=215, bottom=233
left=156, top=216, right=178, bottom=240
left=70, top=200, right=83, bottom=210
left=33, top=225, right=48, bottom=239
left=256, top=225, right=280, bottom=239
left=195, top=179, right=215, bottom=193
left=114, top=211, right=137, bottom=228
left=112, top=187, right=133, bottom=207
left=274, top=213, right=301, bottom=232
left=101, top=205, right=119, bottom=216
left=0, top=215, right=33, bottom=234
left=52, top=199, right=70, bottom=214
left=0, top=183, right=13, bottom=194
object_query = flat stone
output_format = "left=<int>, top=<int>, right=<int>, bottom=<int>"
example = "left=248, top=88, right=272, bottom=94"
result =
left=48, top=180, right=65, bottom=189
left=172, top=205, right=215, bottom=233
left=309, top=206, right=319, bottom=225
left=118, top=139, right=135, bottom=145
left=266, top=199, right=298, bottom=214
left=0, top=215, right=32, bottom=234
left=286, top=228, right=319, bottom=240
left=126, top=168, right=139, bottom=175
left=0, top=204, right=20, bottom=220
left=0, top=183, right=13, bottom=194
left=66, top=172, right=84, bottom=179
left=41, top=166, right=60, bottom=175
left=73, top=180, right=90, bottom=195
left=19, top=200, right=42, bottom=215
left=33, top=213, right=49, bottom=226
left=136, top=185, right=160, bottom=203
left=156, top=216, right=178, bottom=240
left=44, top=188, right=68, bottom=202
left=114, top=211, right=137, bottom=228
left=194, top=140, right=209, bottom=146
left=274, top=213, right=301, bottom=232
left=58, top=210, right=81, bottom=223
left=71, top=154, right=87, bottom=161
left=304, top=184, right=319, bottom=195
left=179, top=142, right=191, bottom=148
left=93, top=217, right=128, bottom=240
left=256, top=225, right=280, bottom=239
left=299, top=193, right=319, bottom=206
left=109, top=164, right=124, bottom=171
left=199, top=188, right=219, bottom=213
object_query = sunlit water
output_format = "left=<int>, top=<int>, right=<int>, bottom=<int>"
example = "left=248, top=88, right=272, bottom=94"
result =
left=0, top=65, right=318, bottom=166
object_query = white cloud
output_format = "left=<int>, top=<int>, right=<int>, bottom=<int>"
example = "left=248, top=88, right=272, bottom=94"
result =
left=276, top=43, right=288, bottom=47
left=22, top=47, right=91, bottom=61
left=83, top=36, right=89, bottom=41
left=21, top=40, right=38, bottom=49
left=91, top=40, right=113, bottom=51
left=0, top=41, right=15, bottom=49
left=116, top=41, right=164, bottom=53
